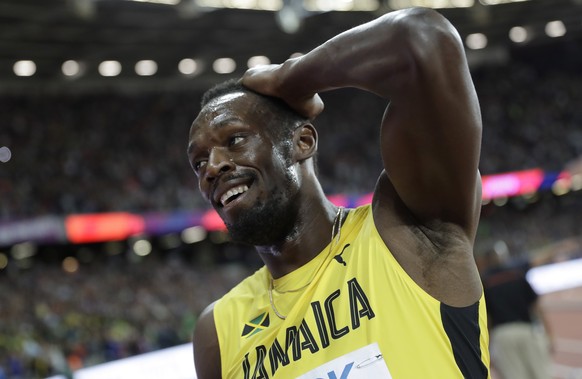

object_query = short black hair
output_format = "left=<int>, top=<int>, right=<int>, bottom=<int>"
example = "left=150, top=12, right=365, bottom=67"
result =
left=200, top=79, right=245, bottom=108
left=200, top=79, right=309, bottom=149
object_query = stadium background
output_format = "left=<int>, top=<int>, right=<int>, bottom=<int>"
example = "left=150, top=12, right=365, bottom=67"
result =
left=1, top=0, right=581, bottom=378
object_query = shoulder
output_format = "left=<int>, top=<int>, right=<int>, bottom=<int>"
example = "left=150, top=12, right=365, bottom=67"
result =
left=195, top=268, right=267, bottom=378
left=193, top=302, right=221, bottom=379
left=192, top=267, right=266, bottom=379
left=211, top=266, right=268, bottom=339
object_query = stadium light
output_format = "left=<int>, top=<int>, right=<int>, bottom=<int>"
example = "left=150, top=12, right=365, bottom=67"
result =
left=193, top=0, right=379, bottom=11
left=62, top=60, right=82, bottom=77
left=11, top=242, right=37, bottom=260
left=98, top=60, right=122, bottom=77
left=196, top=0, right=281, bottom=11
left=181, top=226, right=207, bottom=244
left=509, top=26, right=528, bottom=43
left=13, top=60, right=36, bottom=76
left=479, top=0, right=531, bottom=4
left=0, top=146, right=12, bottom=163
left=545, top=20, right=566, bottom=38
left=247, top=55, right=271, bottom=68
left=572, top=175, right=582, bottom=191
left=305, top=0, right=380, bottom=11
left=135, top=60, right=158, bottom=76
left=465, top=33, right=488, bottom=49
left=276, top=2, right=303, bottom=34
left=552, top=177, right=570, bottom=196
left=387, top=0, right=532, bottom=8
left=132, top=239, right=152, bottom=256
left=130, top=0, right=180, bottom=4
left=212, top=57, right=236, bottom=74
left=389, top=0, right=474, bottom=9
left=62, top=257, right=80, bottom=273
left=178, top=58, right=201, bottom=75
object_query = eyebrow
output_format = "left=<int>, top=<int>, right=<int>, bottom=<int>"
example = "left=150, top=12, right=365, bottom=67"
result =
left=210, top=115, right=245, bottom=129
left=187, top=117, right=247, bottom=155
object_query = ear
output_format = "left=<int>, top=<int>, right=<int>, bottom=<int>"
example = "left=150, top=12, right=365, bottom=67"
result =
left=293, top=123, right=318, bottom=162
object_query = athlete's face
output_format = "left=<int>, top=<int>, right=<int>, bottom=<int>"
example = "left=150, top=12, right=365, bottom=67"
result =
left=188, top=91, right=301, bottom=245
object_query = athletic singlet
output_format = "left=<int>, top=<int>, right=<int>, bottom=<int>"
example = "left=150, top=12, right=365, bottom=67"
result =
left=213, top=205, right=490, bottom=379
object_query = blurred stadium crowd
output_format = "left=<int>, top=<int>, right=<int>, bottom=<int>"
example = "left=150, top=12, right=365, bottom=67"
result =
left=1, top=55, right=582, bottom=378
left=0, top=252, right=255, bottom=378
left=2, top=61, right=582, bottom=218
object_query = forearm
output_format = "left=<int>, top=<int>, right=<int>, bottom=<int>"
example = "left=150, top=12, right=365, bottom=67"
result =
left=276, top=7, right=464, bottom=101
left=241, top=6, right=481, bottom=230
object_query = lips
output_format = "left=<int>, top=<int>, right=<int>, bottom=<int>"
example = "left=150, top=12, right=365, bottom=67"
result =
left=219, top=184, right=249, bottom=206
left=211, top=174, right=254, bottom=209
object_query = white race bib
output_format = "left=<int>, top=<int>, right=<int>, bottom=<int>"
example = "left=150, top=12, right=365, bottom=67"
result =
left=296, top=343, right=392, bottom=379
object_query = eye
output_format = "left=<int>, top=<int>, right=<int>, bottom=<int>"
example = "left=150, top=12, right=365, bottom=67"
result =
left=229, top=135, right=245, bottom=147
left=193, top=160, right=207, bottom=173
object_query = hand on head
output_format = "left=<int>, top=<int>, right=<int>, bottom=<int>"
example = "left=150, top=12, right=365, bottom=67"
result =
left=241, top=63, right=324, bottom=120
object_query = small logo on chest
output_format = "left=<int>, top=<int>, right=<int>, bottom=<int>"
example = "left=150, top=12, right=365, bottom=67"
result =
left=333, top=243, right=351, bottom=266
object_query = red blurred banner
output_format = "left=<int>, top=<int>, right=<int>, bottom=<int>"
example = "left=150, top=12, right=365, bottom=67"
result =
left=65, top=213, right=145, bottom=244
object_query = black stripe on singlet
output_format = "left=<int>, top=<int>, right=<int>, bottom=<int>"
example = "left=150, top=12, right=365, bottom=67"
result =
left=440, top=301, right=489, bottom=379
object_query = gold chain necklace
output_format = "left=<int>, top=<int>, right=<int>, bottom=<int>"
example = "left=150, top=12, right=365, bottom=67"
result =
left=268, top=206, right=344, bottom=320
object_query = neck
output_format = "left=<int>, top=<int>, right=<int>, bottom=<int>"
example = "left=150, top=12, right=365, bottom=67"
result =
left=257, top=186, right=339, bottom=279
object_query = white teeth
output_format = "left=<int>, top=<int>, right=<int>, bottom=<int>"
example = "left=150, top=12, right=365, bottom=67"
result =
left=220, top=185, right=249, bottom=206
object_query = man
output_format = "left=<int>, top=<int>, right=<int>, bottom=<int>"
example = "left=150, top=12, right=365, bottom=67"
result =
left=482, top=244, right=553, bottom=379
left=189, top=7, right=489, bottom=379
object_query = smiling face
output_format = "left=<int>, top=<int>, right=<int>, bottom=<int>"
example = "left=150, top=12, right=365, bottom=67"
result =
left=188, top=90, right=304, bottom=245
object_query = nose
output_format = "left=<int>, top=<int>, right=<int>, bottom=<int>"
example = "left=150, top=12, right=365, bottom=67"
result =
left=204, top=147, right=234, bottom=182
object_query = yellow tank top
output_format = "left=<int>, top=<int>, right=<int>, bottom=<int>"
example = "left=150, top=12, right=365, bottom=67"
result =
left=213, top=205, right=490, bottom=378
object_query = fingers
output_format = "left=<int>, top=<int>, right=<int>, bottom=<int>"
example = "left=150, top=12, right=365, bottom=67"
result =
left=241, top=64, right=324, bottom=120
left=240, top=64, right=280, bottom=96
left=296, top=94, right=324, bottom=120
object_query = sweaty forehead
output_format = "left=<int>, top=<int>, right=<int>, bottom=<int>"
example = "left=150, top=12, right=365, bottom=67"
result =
left=208, top=91, right=246, bottom=107
left=193, top=90, right=272, bottom=130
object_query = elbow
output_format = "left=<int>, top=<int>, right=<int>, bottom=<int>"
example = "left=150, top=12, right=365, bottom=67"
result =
left=392, top=7, right=466, bottom=66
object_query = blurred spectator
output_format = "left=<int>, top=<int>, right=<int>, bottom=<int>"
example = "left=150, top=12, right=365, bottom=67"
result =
left=481, top=242, right=553, bottom=379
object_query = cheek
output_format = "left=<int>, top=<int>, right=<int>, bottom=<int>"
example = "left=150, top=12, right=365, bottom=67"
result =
left=268, top=145, right=301, bottom=187
left=284, top=165, right=300, bottom=188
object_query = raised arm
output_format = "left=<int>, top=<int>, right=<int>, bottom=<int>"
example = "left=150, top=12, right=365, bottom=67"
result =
left=242, top=7, right=482, bottom=239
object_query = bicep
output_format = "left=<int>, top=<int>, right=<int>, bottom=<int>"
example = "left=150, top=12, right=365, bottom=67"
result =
left=193, top=304, right=221, bottom=379
left=379, top=20, right=482, bottom=235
